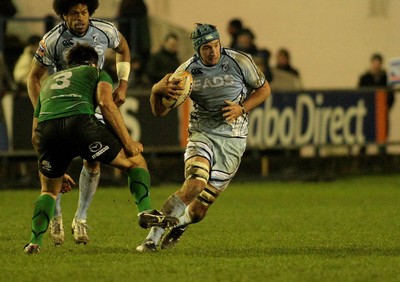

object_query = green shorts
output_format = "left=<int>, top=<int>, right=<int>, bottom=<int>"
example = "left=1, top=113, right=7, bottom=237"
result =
left=184, top=131, right=247, bottom=191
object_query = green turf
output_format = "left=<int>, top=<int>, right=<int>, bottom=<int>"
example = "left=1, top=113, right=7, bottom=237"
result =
left=1, top=175, right=400, bottom=281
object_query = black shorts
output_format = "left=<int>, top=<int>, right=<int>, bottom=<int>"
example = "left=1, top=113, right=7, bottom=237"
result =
left=35, top=114, right=123, bottom=178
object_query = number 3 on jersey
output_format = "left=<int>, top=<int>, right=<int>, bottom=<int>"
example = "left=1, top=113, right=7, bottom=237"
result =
left=50, top=71, right=72, bottom=89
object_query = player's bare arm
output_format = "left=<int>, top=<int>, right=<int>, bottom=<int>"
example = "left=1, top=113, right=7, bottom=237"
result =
left=150, top=74, right=171, bottom=117
left=31, top=117, right=39, bottom=152
left=96, top=81, right=143, bottom=156
left=222, top=82, right=271, bottom=123
left=243, top=82, right=271, bottom=111
left=27, top=59, right=47, bottom=107
left=112, top=32, right=131, bottom=107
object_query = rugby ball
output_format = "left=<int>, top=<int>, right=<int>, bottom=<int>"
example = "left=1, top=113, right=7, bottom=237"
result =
left=162, top=70, right=193, bottom=108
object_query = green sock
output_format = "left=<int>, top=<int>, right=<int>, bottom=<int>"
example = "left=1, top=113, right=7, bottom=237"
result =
left=29, top=194, right=55, bottom=246
left=128, top=168, right=152, bottom=212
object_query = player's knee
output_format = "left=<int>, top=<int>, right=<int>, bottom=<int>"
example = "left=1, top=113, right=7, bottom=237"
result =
left=127, top=153, right=148, bottom=170
left=134, top=153, right=148, bottom=168
left=83, top=159, right=101, bottom=173
left=185, top=161, right=210, bottom=184
left=178, top=179, right=206, bottom=204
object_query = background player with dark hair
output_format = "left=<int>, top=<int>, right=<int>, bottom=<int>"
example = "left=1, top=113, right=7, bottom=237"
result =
left=26, top=0, right=143, bottom=246
left=146, top=32, right=181, bottom=84
left=24, top=44, right=176, bottom=254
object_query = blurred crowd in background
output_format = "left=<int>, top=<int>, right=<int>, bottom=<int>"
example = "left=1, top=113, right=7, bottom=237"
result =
left=0, top=0, right=395, bottom=153
left=0, top=1, right=393, bottom=96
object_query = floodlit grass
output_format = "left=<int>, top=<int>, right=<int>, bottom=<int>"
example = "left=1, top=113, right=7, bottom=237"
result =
left=1, top=175, right=400, bottom=281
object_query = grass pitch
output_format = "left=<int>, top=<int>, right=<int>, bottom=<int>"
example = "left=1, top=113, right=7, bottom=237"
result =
left=1, top=174, right=400, bottom=281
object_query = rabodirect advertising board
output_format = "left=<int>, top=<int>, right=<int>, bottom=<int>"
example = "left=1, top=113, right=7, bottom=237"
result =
left=247, top=89, right=388, bottom=149
left=6, top=89, right=388, bottom=152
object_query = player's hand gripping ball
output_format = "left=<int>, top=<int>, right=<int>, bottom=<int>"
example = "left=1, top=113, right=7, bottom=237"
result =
left=162, top=70, right=193, bottom=108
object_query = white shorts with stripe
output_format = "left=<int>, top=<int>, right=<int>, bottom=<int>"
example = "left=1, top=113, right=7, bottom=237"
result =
left=184, top=131, right=247, bottom=191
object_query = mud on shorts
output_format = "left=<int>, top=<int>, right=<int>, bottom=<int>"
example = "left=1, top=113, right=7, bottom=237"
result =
left=184, top=131, right=247, bottom=191
left=35, top=114, right=123, bottom=178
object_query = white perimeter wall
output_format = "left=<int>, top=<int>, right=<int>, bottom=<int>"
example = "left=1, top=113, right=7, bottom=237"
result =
left=8, top=0, right=399, bottom=89
left=8, top=0, right=400, bottom=145
left=146, top=0, right=400, bottom=90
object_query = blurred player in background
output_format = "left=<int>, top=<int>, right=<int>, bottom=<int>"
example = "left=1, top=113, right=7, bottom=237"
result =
left=27, top=0, right=143, bottom=246
left=24, top=44, right=176, bottom=254
left=358, top=53, right=394, bottom=155
left=146, top=32, right=181, bottom=84
left=136, top=23, right=271, bottom=252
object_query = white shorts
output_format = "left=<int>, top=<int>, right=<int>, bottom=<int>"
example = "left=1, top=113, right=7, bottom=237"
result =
left=184, top=131, right=247, bottom=191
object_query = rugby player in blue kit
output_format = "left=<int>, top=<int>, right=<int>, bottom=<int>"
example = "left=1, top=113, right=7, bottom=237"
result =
left=136, top=23, right=271, bottom=252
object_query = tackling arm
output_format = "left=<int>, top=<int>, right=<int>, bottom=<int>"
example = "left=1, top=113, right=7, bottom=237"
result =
left=96, top=81, right=143, bottom=157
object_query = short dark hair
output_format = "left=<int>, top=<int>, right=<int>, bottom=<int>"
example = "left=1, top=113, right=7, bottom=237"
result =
left=229, top=18, right=243, bottom=30
left=278, top=48, right=290, bottom=60
left=53, top=0, right=99, bottom=20
left=371, top=53, right=383, bottom=62
left=66, top=43, right=99, bottom=67
left=238, top=28, right=255, bottom=40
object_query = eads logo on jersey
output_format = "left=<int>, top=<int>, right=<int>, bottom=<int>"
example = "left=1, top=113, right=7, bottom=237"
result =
left=62, top=38, right=74, bottom=47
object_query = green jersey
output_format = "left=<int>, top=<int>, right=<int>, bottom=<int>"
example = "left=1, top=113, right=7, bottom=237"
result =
left=34, top=65, right=113, bottom=122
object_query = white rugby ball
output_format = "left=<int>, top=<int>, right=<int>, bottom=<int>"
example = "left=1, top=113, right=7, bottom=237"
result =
left=162, top=70, right=193, bottom=108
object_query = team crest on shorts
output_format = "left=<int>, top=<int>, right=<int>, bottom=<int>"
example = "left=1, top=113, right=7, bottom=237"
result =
left=41, top=160, right=52, bottom=172
left=89, top=141, right=103, bottom=152
left=89, top=141, right=110, bottom=160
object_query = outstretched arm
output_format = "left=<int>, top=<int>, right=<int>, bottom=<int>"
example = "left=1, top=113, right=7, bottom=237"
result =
left=97, top=81, right=143, bottom=157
